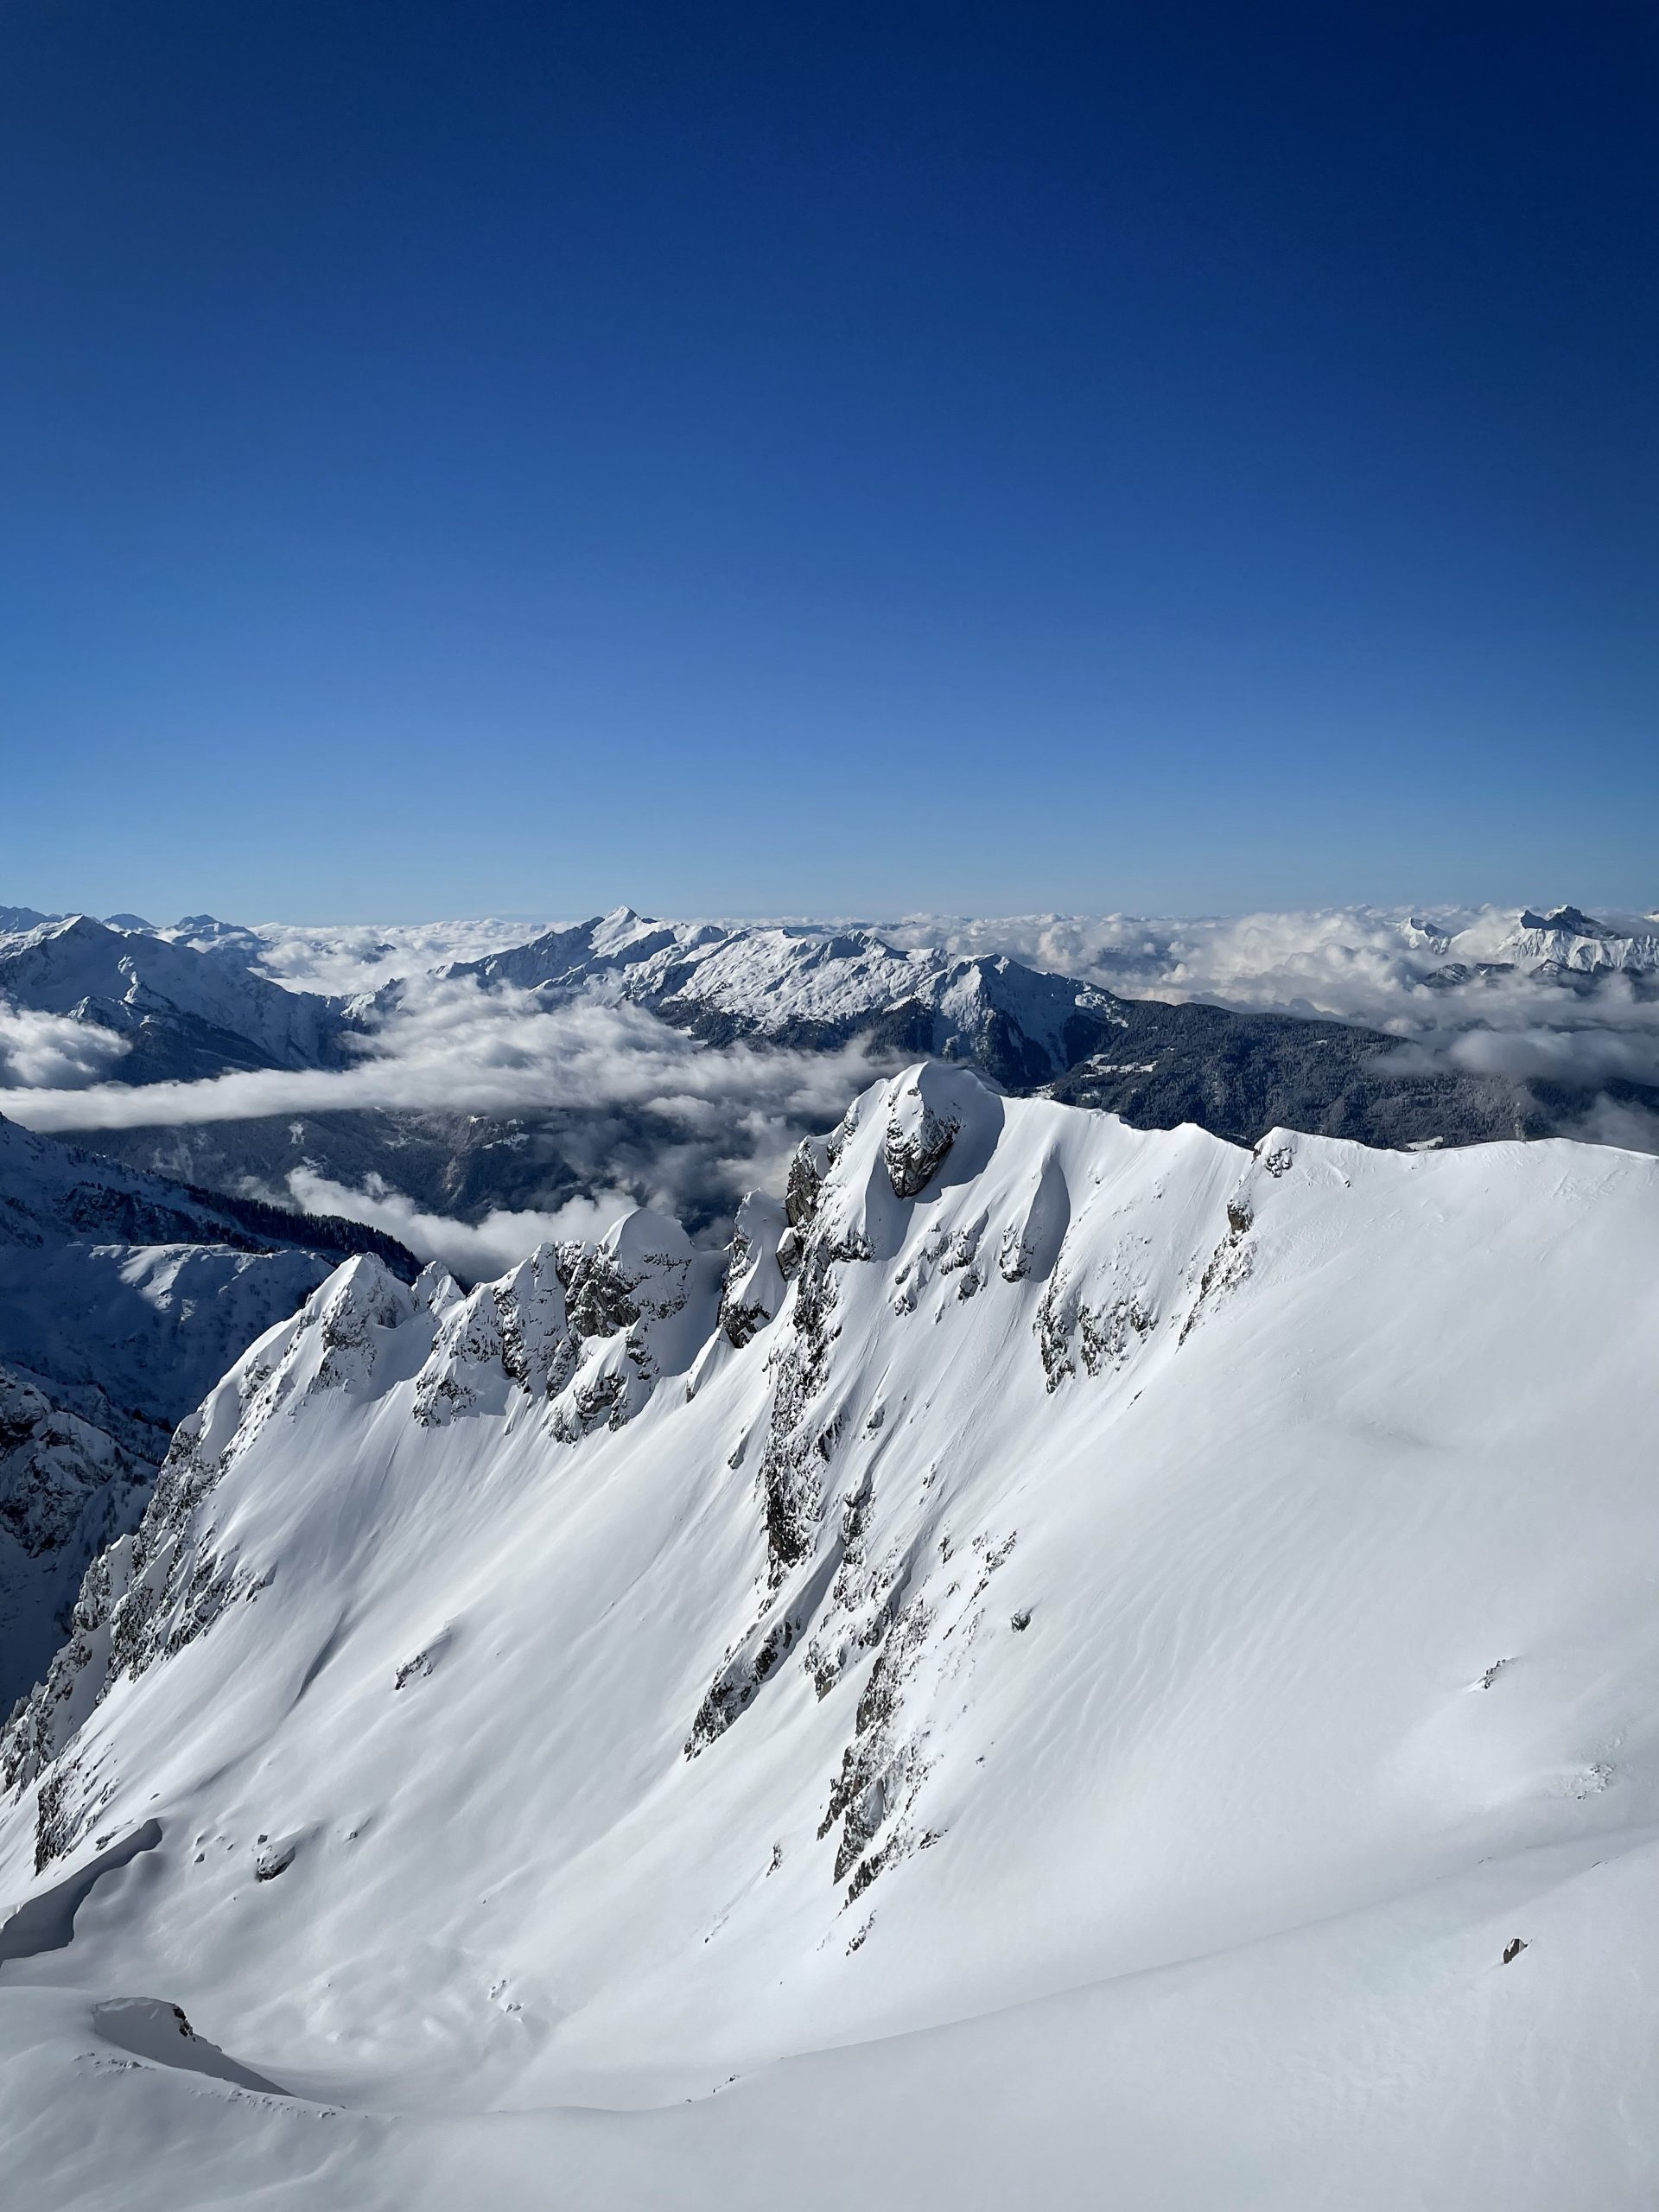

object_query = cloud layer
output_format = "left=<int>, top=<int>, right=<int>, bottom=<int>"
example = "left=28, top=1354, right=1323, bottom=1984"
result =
left=3, top=984, right=878, bottom=1135
left=283, top=1166, right=632, bottom=1281
left=2, top=979, right=890, bottom=1269
left=0, top=1005, right=132, bottom=1090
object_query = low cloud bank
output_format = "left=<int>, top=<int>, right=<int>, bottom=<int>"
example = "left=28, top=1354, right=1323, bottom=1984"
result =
left=4, top=912, right=1656, bottom=1281
left=283, top=1166, right=634, bottom=1280
left=886, top=902, right=1656, bottom=1016
left=243, top=918, right=558, bottom=995
left=3, top=984, right=882, bottom=1137
left=885, top=904, right=1659, bottom=1099
left=0, top=1005, right=132, bottom=1090
left=3, top=979, right=892, bottom=1268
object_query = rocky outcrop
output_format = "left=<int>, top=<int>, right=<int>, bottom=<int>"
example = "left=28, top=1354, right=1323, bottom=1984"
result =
left=883, top=1077, right=961, bottom=1199
left=719, top=1195, right=787, bottom=1349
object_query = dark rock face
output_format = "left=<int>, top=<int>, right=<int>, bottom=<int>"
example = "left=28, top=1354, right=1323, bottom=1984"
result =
left=884, top=1092, right=960, bottom=1200
left=0, top=1372, right=143, bottom=1563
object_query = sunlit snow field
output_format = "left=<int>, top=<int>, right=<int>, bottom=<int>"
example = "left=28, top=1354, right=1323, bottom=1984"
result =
left=3, top=1065, right=1658, bottom=2206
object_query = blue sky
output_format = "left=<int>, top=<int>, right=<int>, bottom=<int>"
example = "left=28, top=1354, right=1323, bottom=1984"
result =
left=1, top=1, right=1654, bottom=923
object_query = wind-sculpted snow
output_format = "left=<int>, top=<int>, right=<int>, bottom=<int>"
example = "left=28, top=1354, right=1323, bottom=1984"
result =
left=1, top=1210, right=726, bottom=1799
left=2, top=1065, right=1658, bottom=2205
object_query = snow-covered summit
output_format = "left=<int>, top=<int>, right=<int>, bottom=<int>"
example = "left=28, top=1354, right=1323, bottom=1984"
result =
left=1485, top=905, right=1659, bottom=973
left=3, top=1066, right=1657, bottom=2204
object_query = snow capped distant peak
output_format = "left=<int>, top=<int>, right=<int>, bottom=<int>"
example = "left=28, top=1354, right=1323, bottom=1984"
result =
left=1490, top=906, right=1659, bottom=973
left=0, top=906, right=60, bottom=940
left=0, top=912, right=345, bottom=1084
left=1517, top=905, right=1615, bottom=938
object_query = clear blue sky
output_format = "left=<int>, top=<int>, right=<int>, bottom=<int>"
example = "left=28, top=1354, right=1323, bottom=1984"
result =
left=2, top=1, right=1654, bottom=923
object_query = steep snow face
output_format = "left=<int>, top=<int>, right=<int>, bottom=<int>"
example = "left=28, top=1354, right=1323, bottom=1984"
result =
left=0, top=1110, right=414, bottom=1281
left=0, top=1115, right=389, bottom=1703
left=0, top=1111, right=393, bottom=1452
left=0, top=917, right=344, bottom=1084
left=2, top=1067, right=1658, bottom=2206
left=0, top=1242, right=333, bottom=1707
left=1, top=1111, right=276, bottom=1251
left=0, top=1243, right=333, bottom=1447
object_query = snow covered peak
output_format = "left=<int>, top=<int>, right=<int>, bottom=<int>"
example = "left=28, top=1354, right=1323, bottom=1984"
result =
left=3, top=1065, right=1659, bottom=2199
left=1448, top=904, right=1659, bottom=975
left=600, top=1204, right=694, bottom=1272
left=444, top=912, right=1130, bottom=1090
left=0, top=915, right=344, bottom=1083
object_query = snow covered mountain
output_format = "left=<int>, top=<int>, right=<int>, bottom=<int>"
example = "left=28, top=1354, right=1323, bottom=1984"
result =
left=0, top=916, right=346, bottom=1084
left=9, top=905, right=1656, bottom=1293
left=437, top=905, right=1659, bottom=1156
left=887, top=900, right=1659, bottom=1002
left=0, top=1116, right=418, bottom=1705
left=0, top=1110, right=417, bottom=1275
left=1451, top=904, right=1659, bottom=976
left=3, top=1062, right=1656, bottom=2208
left=447, top=904, right=1630, bottom=1141
left=446, top=906, right=1136, bottom=1083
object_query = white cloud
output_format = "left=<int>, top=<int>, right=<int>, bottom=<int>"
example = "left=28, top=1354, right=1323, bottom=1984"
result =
left=242, top=918, right=560, bottom=995
left=881, top=904, right=1659, bottom=1091
left=6, top=909, right=1656, bottom=1265
left=0, top=1004, right=131, bottom=1089
left=3, top=976, right=891, bottom=1268
left=1, top=983, right=882, bottom=1137
left=283, top=1166, right=632, bottom=1278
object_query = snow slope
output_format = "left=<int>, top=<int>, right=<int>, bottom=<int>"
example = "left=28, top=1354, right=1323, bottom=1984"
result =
left=0, top=1115, right=417, bottom=1704
left=1, top=1065, right=1656, bottom=2206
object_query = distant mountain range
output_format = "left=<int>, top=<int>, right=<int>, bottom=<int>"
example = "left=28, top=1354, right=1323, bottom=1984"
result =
left=3, top=905, right=1653, bottom=1197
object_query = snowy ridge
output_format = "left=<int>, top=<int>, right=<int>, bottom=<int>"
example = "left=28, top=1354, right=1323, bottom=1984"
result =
left=448, top=906, right=1142, bottom=1086
left=1474, top=905, right=1659, bottom=974
left=2, top=1066, right=1658, bottom=2203
left=0, top=915, right=345, bottom=1083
